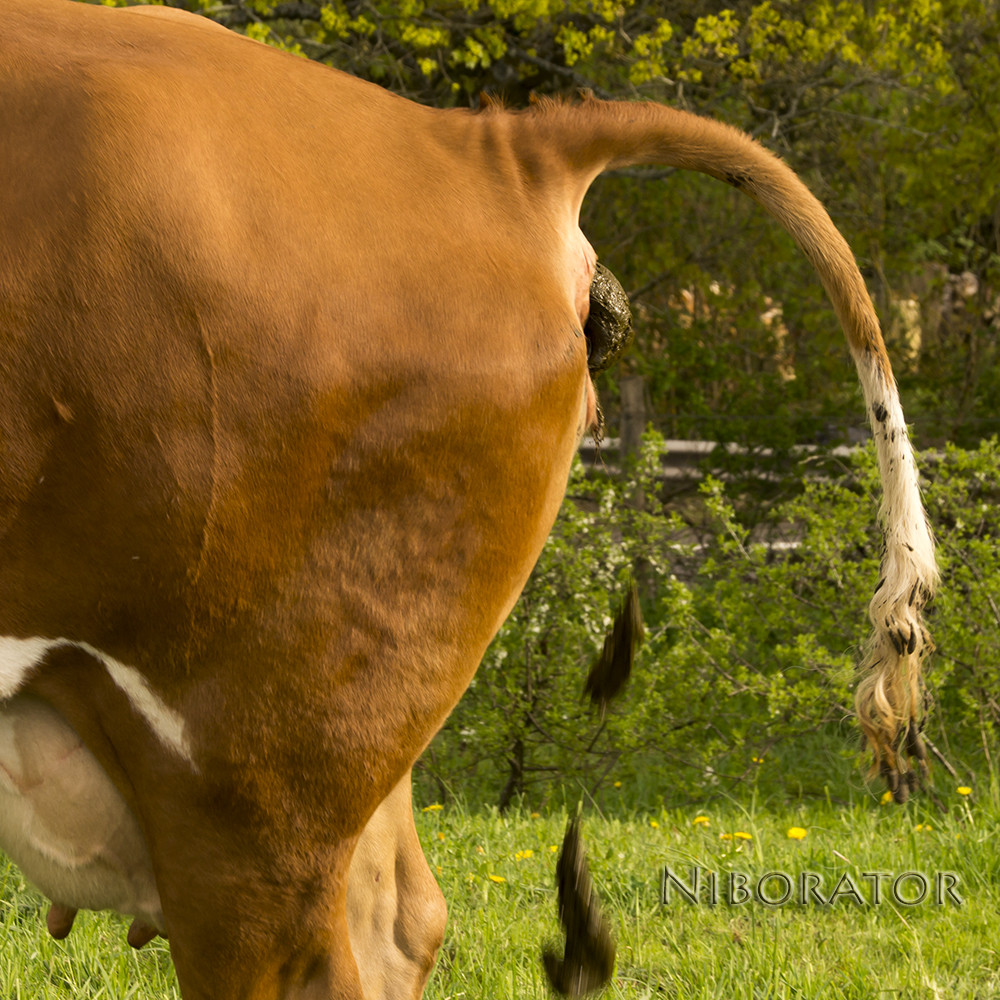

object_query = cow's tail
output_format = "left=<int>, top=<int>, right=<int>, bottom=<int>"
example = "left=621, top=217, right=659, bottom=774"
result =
left=526, top=96, right=938, bottom=796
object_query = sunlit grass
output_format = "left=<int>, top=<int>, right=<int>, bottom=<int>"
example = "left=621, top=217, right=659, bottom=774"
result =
left=2, top=787, right=997, bottom=998
left=0, top=857, right=178, bottom=999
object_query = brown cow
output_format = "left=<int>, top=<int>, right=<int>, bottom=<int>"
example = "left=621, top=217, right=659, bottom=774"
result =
left=0, top=1, right=935, bottom=997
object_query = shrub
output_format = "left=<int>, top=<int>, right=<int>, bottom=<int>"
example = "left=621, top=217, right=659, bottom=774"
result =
left=416, top=434, right=1000, bottom=808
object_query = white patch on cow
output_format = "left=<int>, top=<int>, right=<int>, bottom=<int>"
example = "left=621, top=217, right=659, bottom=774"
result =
left=79, top=643, right=194, bottom=766
left=0, top=636, right=59, bottom=699
left=0, top=635, right=194, bottom=766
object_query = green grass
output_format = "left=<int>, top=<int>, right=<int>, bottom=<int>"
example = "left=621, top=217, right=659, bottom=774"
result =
left=2, top=788, right=997, bottom=999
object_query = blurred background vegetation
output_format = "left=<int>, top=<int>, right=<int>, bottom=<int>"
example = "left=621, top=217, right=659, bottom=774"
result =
left=78, top=0, right=1000, bottom=807
left=421, top=436, right=1000, bottom=810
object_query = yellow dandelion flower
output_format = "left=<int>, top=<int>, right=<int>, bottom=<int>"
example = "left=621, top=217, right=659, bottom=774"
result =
left=719, top=833, right=733, bottom=841
left=514, top=849, right=534, bottom=861
left=489, top=874, right=506, bottom=884
left=614, top=781, right=622, bottom=788
left=438, top=832, right=445, bottom=841
left=550, top=845, right=558, bottom=852
left=422, top=803, right=443, bottom=812
left=915, top=823, right=932, bottom=832
left=734, top=832, right=752, bottom=840
left=880, top=790, right=893, bottom=805
left=692, top=816, right=710, bottom=826
left=650, top=820, right=659, bottom=829
left=786, top=827, right=807, bottom=840
left=531, top=812, right=540, bottom=818
left=436, top=865, right=442, bottom=874
left=957, top=787, right=972, bottom=796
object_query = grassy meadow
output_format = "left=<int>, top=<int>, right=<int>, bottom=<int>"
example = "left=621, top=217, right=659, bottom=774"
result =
left=2, top=781, right=998, bottom=1000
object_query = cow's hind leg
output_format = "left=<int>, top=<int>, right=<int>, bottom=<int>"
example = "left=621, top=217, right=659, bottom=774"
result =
left=346, top=772, right=447, bottom=1000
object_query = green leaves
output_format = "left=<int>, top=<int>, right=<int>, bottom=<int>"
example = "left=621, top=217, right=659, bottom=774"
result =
left=165, top=0, right=977, bottom=111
